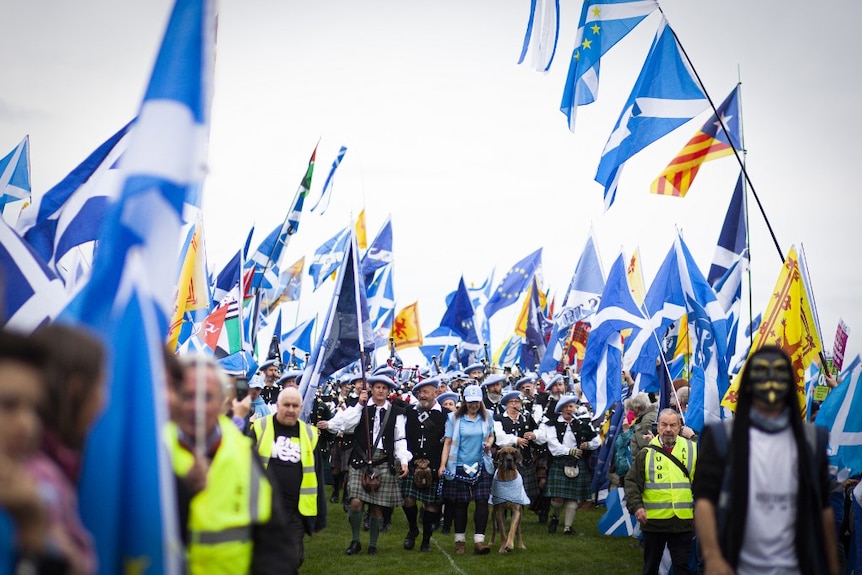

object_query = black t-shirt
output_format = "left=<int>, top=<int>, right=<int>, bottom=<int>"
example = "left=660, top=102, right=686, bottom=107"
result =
left=267, top=419, right=303, bottom=514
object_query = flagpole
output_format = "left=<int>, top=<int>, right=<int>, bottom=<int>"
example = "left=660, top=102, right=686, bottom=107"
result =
left=661, top=11, right=784, bottom=264
left=736, top=74, right=755, bottom=349
left=799, top=243, right=831, bottom=377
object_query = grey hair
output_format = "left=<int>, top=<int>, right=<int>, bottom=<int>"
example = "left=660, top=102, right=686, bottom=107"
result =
left=177, top=354, right=232, bottom=398
left=658, top=407, right=683, bottom=426
left=628, top=392, right=651, bottom=415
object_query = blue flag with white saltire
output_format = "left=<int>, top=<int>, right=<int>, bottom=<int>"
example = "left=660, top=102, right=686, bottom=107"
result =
left=713, top=253, right=746, bottom=365
left=419, top=326, right=461, bottom=369
left=595, top=18, right=708, bottom=211
left=484, top=248, right=543, bottom=319
left=309, top=226, right=351, bottom=291
left=598, top=487, right=640, bottom=537
left=0, top=136, right=31, bottom=211
left=300, top=233, right=372, bottom=420
left=366, top=263, right=395, bottom=347
left=581, top=254, right=648, bottom=420
left=66, top=1, right=215, bottom=572
left=311, top=145, right=347, bottom=214
left=468, top=269, right=494, bottom=347
left=245, top=222, right=288, bottom=291
left=816, top=368, right=862, bottom=476
left=360, top=216, right=393, bottom=283
left=517, top=0, right=561, bottom=73
left=591, top=401, right=625, bottom=501
left=707, top=172, right=747, bottom=285
left=281, top=316, right=316, bottom=368
left=560, top=0, right=658, bottom=132
left=0, top=219, right=68, bottom=331
left=18, top=122, right=132, bottom=286
left=494, top=333, right=523, bottom=369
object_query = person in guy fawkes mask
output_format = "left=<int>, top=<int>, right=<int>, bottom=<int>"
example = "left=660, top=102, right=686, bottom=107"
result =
left=693, top=345, right=840, bottom=575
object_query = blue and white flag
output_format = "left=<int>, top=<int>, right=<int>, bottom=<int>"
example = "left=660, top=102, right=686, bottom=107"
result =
left=713, top=253, right=746, bottom=365
left=484, top=248, right=542, bottom=319
left=468, top=268, right=494, bottom=347
left=299, top=233, right=371, bottom=421
left=360, top=216, right=393, bottom=283
left=520, top=276, right=549, bottom=371
left=0, top=136, right=31, bottom=211
left=309, top=226, right=350, bottom=291
left=595, top=18, right=707, bottom=210
left=0, top=219, right=67, bottom=331
left=281, top=316, right=316, bottom=368
left=212, top=227, right=254, bottom=305
left=840, top=354, right=862, bottom=382
left=440, top=276, right=482, bottom=361
left=18, top=123, right=132, bottom=286
left=311, top=145, right=347, bottom=214
left=495, top=333, right=523, bottom=369
left=366, top=263, right=395, bottom=347
left=419, top=326, right=461, bottom=369
left=245, top=222, right=288, bottom=291
left=517, top=0, right=560, bottom=73
left=707, top=173, right=747, bottom=285
left=581, top=254, right=648, bottom=420
left=69, top=0, right=216, bottom=573
left=561, top=0, right=658, bottom=132
left=816, top=368, right=862, bottom=476
left=598, top=488, right=640, bottom=537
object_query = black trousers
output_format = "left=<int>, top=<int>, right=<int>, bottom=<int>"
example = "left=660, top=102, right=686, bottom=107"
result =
left=642, top=530, right=693, bottom=575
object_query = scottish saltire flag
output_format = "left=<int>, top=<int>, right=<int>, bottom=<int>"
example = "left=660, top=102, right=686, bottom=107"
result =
left=581, top=254, right=648, bottom=420
left=299, top=233, right=370, bottom=421
left=0, top=136, right=31, bottom=211
left=707, top=173, right=747, bottom=285
left=281, top=316, right=316, bottom=368
left=652, top=85, right=742, bottom=197
left=366, top=263, right=395, bottom=347
left=311, top=145, right=347, bottom=214
left=560, top=0, right=658, bottom=132
left=0, top=219, right=67, bottom=330
left=419, top=326, right=461, bottom=369
left=18, top=122, right=133, bottom=286
left=440, top=276, right=481, bottom=360
left=309, top=226, right=350, bottom=291
left=517, top=0, right=560, bottom=73
left=484, top=248, right=542, bottom=318
left=467, top=269, right=494, bottom=346
left=598, top=488, right=640, bottom=537
left=840, top=354, right=862, bottom=382
left=360, top=216, right=393, bottom=283
left=70, top=0, right=215, bottom=573
left=595, top=18, right=708, bottom=210
left=713, top=254, right=746, bottom=365
left=816, top=369, right=862, bottom=476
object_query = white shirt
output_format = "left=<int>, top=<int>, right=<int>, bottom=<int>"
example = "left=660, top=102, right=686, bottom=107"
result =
left=326, top=399, right=412, bottom=463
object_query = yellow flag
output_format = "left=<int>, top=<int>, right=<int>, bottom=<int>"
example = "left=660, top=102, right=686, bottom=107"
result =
left=167, top=217, right=209, bottom=350
left=390, top=301, right=423, bottom=348
left=355, top=209, right=367, bottom=250
left=721, top=246, right=823, bottom=414
left=626, top=247, right=646, bottom=306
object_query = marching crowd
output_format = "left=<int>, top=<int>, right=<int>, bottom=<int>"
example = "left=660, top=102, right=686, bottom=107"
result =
left=2, top=323, right=860, bottom=575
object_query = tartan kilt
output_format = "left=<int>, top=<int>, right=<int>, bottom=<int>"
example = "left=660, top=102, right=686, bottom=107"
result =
left=399, top=473, right=442, bottom=505
left=518, top=463, right=540, bottom=501
left=442, top=467, right=492, bottom=503
left=347, top=460, right=403, bottom=508
left=543, top=457, right=591, bottom=502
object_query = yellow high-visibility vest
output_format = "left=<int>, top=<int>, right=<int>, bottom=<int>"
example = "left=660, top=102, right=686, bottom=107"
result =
left=165, top=416, right=272, bottom=575
left=642, top=437, right=697, bottom=521
left=250, top=415, right=319, bottom=517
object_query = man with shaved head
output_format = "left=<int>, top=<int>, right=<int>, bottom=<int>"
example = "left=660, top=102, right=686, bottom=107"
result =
left=250, top=386, right=326, bottom=572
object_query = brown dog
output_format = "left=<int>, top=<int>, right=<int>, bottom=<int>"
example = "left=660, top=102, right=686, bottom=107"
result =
left=489, top=446, right=527, bottom=553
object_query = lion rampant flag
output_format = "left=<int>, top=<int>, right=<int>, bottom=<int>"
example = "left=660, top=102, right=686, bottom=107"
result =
left=390, top=301, right=423, bottom=348
left=721, top=246, right=822, bottom=414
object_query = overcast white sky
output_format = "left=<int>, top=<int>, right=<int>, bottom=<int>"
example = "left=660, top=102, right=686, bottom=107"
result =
left=2, top=0, right=860, bottom=365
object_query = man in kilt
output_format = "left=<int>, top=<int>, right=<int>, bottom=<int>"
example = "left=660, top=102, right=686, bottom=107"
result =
left=494, top=391, right=540, bottom=504
left=400, top=377, right=448, bottom=552
left=541, top=395, right=599, bottom=535
left=319, top=374, right=411, bottom=555
left=327, top=374, right=363, bottom=505
left=532, top=373, right=567, bottom=523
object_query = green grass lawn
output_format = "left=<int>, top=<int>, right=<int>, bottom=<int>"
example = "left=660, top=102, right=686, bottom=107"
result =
left=303, top=498, right=644, bottom=575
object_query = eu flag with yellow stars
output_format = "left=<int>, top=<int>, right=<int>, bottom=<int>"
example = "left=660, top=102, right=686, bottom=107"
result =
left=483, top=248, right=542, bottom=319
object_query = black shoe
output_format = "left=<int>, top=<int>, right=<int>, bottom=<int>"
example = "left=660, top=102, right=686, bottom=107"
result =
left=330, top=492, right=340, bottom=504
left=345, top=541, right=361, bottom=555
left=548, top=516, right=559, bottom=534
left=563, top=527, right=574, bottom=536
left=367, top=546, right=378, bottom=555
left=441, top=525, right=451, bottom=535
left=537, top=511, right=548, bottom=524
left=420, top=541, right=431, bottom=552
left=403, top=529, right=419, bottom=550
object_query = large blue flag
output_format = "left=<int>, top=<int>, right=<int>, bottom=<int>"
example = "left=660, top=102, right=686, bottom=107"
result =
left=281, top=316, right=316, bottom=368
left=816, top=368, right=862, bottom=476
left=66, top=1, right=215, bottom=572
left=311, top=145, right=347, bottom=214
left=707, top=172, right=747, bottom=285
left=299, top=233, right=372, bottom=420
left=308, top=226, right=350, bottom=291
left=18, top=122, right=132, bottom=285
left=595, top=18, right=707, bottom=210
left=441, top=276, right=477, bottom=341
left=360, top=215, right=393, bottom=283
left=0, top=135, right=31, bottom=210
left=560, top=0, right=658, bottom=132
left=419, top=325, right=461, bottom=370
left=0, top=218, right=67, bottom=331
left=580, top=254, right=648, bottom=420
left=520, top=276, right=549, bottom=371
left=366, top=263, right=395, bottom=348
left=713, top=254, right=746, bottom=366
left=484, top=248, right=542, bottom=318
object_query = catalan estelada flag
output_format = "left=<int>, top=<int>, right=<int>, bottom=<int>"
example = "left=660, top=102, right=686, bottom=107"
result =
left=721, top=246, right=823, bottom=415
left=651, top=85, right=742, bottom=197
